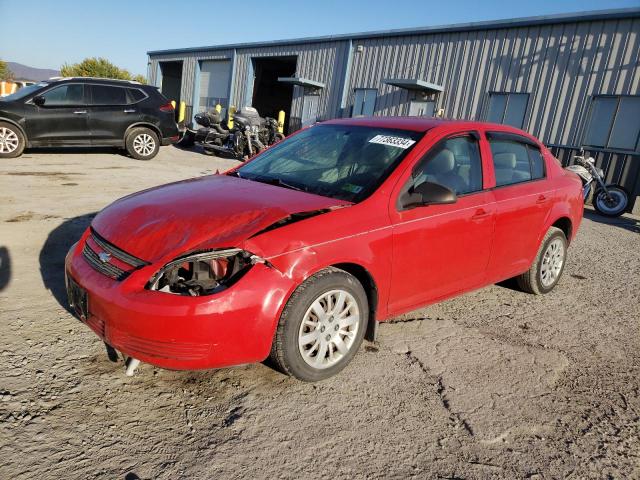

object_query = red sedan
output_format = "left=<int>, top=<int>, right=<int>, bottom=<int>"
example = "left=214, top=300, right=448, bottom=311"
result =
left=65, top=117, right=583, bottom=381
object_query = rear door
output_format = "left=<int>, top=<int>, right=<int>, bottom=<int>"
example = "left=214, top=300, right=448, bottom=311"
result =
left=25, top=83, right=89, bottom=144
left=484, top=131, right=551, bottom=280
left=87, top=84, right=142, bottom=145
left=388, top=131, right=496, bottom=313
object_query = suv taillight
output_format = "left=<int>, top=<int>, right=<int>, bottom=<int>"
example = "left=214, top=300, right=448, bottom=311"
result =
left=159, top=102, right=174, bottom=112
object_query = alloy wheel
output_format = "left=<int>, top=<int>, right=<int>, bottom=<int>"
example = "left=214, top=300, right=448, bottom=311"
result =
left=0, top=127, right=19, bottom=154
left=540, top=238, right=565, bottom=287
left=132, top=133, right=155, bottom=157
left=298, top=289, right=360, bottom=369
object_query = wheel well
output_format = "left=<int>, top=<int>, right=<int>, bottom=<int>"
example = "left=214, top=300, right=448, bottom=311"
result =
left=0, top=118, right=27, bottom=140
left=332, top=263, right=378, bottom=341
left=125, top=123, right=162, bottom=141
left=552, top=217, right=572, bottom=243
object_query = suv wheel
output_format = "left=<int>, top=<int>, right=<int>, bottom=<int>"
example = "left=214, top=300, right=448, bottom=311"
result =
left=0, top=122, right=25, bottom=158
left=269, top=267, right=368, bottom=382
left=126, top=127, right=159, bottom=160
left=516, top=226, right=567, bottom=295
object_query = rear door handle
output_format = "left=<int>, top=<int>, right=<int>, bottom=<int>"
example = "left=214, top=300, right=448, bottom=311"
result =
left=536, top=194, right=548, bottom=204
left=73, top=110, right=87, bottom=114
left=123, top=109, right=136, bottom=113
left=471, top=208, right=490, bottom=221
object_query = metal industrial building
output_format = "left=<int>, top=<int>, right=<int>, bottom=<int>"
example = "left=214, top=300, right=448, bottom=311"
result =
left=148, top=8, right=640, bottom=211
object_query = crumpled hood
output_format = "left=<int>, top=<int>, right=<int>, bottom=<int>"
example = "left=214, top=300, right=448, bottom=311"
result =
left=91, top=174, right=350, bottom=262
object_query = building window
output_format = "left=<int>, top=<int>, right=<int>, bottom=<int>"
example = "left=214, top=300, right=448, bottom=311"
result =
left=353, top=88, right=377, bottom=117
left=486, top=92, right=529, bottom=129
left=583, top=95, right=640, bottom=152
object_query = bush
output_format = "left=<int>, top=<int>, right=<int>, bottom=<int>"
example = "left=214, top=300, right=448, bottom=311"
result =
left=60, top=57, right=146, bottom=83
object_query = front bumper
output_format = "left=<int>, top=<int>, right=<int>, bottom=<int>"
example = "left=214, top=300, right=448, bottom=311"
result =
left=65, top=240, right=294, bottom=370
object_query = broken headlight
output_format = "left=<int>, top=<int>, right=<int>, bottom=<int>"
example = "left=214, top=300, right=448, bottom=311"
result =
left=147, top=248, right=261, bottom=296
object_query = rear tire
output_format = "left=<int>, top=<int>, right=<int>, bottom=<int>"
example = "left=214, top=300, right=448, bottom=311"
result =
left=516, top=227, right=567, bottom=295
left=0, top=122, right=25, bottom=158
left=125, top=127, right=159, bottom=160
left=593, top=185, right=628, bottom=217
left=269, top=267, right=368, bottom=382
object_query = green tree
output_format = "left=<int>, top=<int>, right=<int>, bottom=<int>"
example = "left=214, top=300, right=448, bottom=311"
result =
left=60, top=57, right=146, bottom=83
left=0, top=59, right=14, bottom=81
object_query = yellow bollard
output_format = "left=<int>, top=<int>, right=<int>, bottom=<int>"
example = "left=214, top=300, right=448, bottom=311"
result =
left=277, top=110, right=285, bottom=133
left=170, top=100, right=176, bottom=110
left=215, top=104, right=222, bottom=113
left=227, top=106, right=236, bottom=130
left=178, top=101, right=186, bottom=123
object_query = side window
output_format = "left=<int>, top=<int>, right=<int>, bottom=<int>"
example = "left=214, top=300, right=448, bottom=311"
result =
left=411, top=135, right=483, bottom=195
left=40, top=84, right=84, bottom=106
left=90, top=85, right=128, bottom=105
left=127, top=88, right=146, bottom=103
left=489, top=139, right=545, bottom=186
left=352, top=89, right=377, bottom=117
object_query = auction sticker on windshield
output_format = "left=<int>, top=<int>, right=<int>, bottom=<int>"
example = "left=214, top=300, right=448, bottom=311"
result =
left=368, top=135, right=416, bottom=149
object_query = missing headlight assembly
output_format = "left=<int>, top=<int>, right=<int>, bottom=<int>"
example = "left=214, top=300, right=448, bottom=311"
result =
left=147, top=248, right=266, bottom=296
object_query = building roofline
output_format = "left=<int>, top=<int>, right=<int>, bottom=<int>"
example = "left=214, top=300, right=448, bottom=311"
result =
left=147, top=7, right=640, bottom=57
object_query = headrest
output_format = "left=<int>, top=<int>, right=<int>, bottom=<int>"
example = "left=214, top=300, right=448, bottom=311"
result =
left=494, top=152, right=516, bottom=169
left=429, top=149, right=455, bottom=174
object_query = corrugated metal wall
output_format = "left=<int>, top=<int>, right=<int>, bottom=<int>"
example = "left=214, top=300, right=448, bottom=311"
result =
left=148, top=13, right=640, bottom=209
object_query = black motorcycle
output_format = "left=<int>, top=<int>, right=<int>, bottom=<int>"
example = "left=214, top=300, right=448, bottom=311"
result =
left=180, top=107, right=284, bottom=160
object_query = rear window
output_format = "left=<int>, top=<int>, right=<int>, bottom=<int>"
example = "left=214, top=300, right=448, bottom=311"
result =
left=128, top=88, right=146, bottom=102
left=89, top=85, right=128, bottom=105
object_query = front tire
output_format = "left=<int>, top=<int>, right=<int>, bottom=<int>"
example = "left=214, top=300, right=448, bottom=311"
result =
left=593, top=185, right=628, bottom=217
left=0, top=122, right=25, bottom=158
left=126, top=127, right=159, bottom=160
left=516, top=227, right=567, bottom=295
left=269, top=267, right=368, bottom=382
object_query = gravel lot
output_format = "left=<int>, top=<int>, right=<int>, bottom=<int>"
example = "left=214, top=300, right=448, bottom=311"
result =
left=1, top=146, right=638, bottom=479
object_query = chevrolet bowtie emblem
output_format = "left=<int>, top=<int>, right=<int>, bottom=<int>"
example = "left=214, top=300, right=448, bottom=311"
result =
left=98, top=252, right=112, bottom=263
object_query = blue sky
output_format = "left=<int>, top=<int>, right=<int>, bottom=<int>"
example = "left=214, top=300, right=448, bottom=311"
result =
left=0, top=0, right=637, bottom=76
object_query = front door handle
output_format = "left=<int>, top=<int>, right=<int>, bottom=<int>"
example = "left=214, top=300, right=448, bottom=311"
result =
left=123, top=109, right=136, bottom=113
left=536, top=194, right=548, bottom=204
left=73, top=110, right=87, bottom=114
left=471, top=208, right=490, bottom=221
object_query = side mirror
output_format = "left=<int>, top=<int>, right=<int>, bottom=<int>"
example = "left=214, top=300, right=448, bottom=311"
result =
left=400, top=181, right=457, bottom=210
left=33, top=95, right=45, bottom=106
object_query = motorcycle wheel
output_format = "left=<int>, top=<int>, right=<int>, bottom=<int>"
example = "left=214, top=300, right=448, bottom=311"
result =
left=593, top=185, right=629, bottom=217
left=177, top=130, right=195, bottom=148
left=275, top=133, right=285, bottom=143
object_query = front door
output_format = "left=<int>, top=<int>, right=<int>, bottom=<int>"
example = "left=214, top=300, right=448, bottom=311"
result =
left=388, top=132, right=495, bottom=314
left=301, top=94, right=320, bottom=128
left=25, top=83, right=89, bottom=144
left=87, top=84, right=140, bottom=144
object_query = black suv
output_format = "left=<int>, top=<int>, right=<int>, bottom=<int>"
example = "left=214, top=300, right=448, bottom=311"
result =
left=0, top=77, right=179, bottom=160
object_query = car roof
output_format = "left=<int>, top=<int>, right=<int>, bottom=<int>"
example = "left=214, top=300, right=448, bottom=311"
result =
left=47, top=77, right=146, bottom=87
left=322, top=116, right=541, bottom=142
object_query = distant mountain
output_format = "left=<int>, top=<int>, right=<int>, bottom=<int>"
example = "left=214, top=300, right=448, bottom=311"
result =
left=7, top=62, right=60, bottom=82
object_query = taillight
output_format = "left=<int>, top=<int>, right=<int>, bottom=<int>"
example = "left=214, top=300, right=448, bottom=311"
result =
left=159, top=102, right=174, bottom=112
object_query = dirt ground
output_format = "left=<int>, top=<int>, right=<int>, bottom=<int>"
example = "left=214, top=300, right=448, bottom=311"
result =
left=1, top=145, right=638, bottom=480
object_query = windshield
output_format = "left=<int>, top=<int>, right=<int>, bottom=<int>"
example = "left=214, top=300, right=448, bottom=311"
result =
left=237, top=124, right=423, bottom=202
left=2, top=82, right=49, bottom=101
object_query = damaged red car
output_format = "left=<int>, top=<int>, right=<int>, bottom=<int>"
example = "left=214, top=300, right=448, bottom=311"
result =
left=65, top=117, right=583, bottom=381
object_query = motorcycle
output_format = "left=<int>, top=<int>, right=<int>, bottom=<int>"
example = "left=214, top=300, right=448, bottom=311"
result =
left=181, top=107, right=284, bottom=160
left=565, top=150, right=629, bottom=217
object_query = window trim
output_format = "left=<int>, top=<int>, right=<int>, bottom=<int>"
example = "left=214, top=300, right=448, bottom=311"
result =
left=486, top=133, right=547, bottom=190
left=582, top=94, right=640, bottom=153
left=485, top=91, right=530, bottom=129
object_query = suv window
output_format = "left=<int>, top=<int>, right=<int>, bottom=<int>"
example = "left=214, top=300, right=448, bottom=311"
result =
left=489, top=138, right=545, bottom=186
left=90, top=85, right=128, bottom=105
left=40, top=84, right=84, bottom=106
left=410, top=135, right=483, bottom=195
left=127, top=88, right=146, bottom=102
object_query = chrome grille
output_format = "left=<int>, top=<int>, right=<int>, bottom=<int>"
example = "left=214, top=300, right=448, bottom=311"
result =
left=82, top=243, right=129, bottom=281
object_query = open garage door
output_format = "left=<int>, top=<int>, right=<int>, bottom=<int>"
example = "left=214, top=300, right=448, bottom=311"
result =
left=158, top=61, right=183, bottom=107
left=251, top=56, right=296, bottom=133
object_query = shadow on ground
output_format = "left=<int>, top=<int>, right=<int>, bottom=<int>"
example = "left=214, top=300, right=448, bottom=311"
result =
left=23, top=146, right=126, bottom=157
left=39, top=212, right=97, bottom=313
left=584, top=208, right=640, bottom=234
